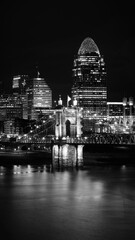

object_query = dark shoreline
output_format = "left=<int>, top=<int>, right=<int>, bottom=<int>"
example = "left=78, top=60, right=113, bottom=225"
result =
left=0, top=150, right=52, bottom=166
left=83, top=144, right=135, bottom=166
left=0, top=144, right=135, bottom=166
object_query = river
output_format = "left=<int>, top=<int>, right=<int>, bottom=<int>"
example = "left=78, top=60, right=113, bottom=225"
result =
left=0, top=163, right=135, bottom=240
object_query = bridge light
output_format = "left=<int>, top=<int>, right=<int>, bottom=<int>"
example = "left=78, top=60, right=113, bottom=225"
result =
left=62, top=145, right=68, bottom=159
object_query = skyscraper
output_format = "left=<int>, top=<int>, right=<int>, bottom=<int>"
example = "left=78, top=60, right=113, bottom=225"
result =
left=72, top=37, right=107, bottom=117
left=12, top=75, right=29, bottom=119
left=27, top=72, right=52, bottom=120
left=12, top=75, right=29, bottom=94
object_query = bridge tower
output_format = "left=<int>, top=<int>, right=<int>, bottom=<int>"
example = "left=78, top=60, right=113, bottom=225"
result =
left=55, top=106, right=82, bottom=139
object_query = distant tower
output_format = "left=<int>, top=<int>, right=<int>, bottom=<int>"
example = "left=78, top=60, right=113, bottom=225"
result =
left=12, top=75, right=29, bottom=94
left=12, top=75, right=29, bottom=119
left=27, top=71, right=52, bottom=120
left=72, top=37, right=107, bottom=116
left=58, top=95, right=63, bottom=106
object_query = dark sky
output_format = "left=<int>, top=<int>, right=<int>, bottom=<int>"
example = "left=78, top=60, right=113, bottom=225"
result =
left=1, top=2, right=135, bottom=104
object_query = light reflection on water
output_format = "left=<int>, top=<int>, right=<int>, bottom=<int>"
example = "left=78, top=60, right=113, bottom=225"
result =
left=0, top=164, right=135, bottom=240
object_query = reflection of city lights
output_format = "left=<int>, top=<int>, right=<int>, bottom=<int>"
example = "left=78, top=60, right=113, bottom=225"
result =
left=122, top=165, right=126, bottom=170
left=93, top=181, right=103, bottom=200
left=28, top=165, right=31, bottom=169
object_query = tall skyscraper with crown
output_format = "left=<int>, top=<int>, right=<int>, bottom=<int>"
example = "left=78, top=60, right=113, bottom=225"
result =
left=72, top=37, right=107, bottom=117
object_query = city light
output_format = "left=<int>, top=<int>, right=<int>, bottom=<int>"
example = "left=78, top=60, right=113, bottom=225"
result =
left=0, top=37, right=134, bottom=147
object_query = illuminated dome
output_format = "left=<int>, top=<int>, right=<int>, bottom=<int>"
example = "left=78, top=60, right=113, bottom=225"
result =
left=78, top=37, right=100, bottom=55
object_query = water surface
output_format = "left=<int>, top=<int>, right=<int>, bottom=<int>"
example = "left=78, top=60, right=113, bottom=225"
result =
left=0, top=165, right=135, bottom=240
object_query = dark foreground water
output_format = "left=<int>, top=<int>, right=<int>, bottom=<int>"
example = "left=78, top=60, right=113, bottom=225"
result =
left=0, top=164, right=135, bottom=240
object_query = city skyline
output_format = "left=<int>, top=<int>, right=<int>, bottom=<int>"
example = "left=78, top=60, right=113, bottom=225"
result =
left=2, top=3, right=135, bottom=104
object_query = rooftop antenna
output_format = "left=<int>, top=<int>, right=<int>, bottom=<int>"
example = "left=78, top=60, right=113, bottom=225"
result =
left=36, top=65, right=40, bottom=78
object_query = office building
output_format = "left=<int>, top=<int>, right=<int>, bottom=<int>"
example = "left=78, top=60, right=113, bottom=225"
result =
left=12, top=75, right=29, bottom=119
left=72, top=37, right=107, bottom=117
left=12, top=75, right=29, bottom=94
left=27, top=72, right=52, bottom=120
left=0, top=94, right=23, bottom=120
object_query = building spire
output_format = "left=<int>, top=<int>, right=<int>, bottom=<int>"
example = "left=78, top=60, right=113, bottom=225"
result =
left=36, top=65, right=40, bottom=78
left=37, top=71, right=40, bottom=78
left=58, top=95, right=63, bottom=106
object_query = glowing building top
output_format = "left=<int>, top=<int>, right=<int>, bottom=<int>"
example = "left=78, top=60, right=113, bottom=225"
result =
left=72, top=37, right=107, bottom=116
left=78, top=37, right=100, bottom=56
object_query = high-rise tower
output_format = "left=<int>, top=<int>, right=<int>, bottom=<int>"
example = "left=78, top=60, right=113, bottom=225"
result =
left=27, top=71, right=52, bottom=120
left=12, top=75, right=29, bottom=94
left=72, top=37, right=107, bottom=117
left=12, top=75, right=29, bottom=119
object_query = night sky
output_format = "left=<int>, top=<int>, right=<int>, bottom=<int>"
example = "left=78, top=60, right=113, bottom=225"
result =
left=2, top=2, right=135, bottom=105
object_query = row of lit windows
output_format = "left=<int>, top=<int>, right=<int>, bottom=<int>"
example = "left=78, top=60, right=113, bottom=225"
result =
left=76, top=89, right=107, bottom=92
left=73, top=93, right=107, bottom=96
left=78, top=96, right=107, bottom=99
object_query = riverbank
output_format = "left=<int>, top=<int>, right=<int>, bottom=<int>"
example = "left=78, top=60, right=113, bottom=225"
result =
left=0, top=144, right=135, bottom=166
left=83, top=144, right=135, bottom=165
left=0, top=150, right=52, bottom=165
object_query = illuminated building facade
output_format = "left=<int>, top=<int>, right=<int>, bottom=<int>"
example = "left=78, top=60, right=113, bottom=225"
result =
left=12, top=75, right=28, bottom=94
left=107, top=98, right=134, bottom=119
left=12, top=75, right=29, bottom=119
left=72, top=37, right=107, bottom=117
left=107, top=98, right=135, bottom=133
left=0, top=94, right=23, bottom=120
left=27, top=72, right=52, bottom=120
